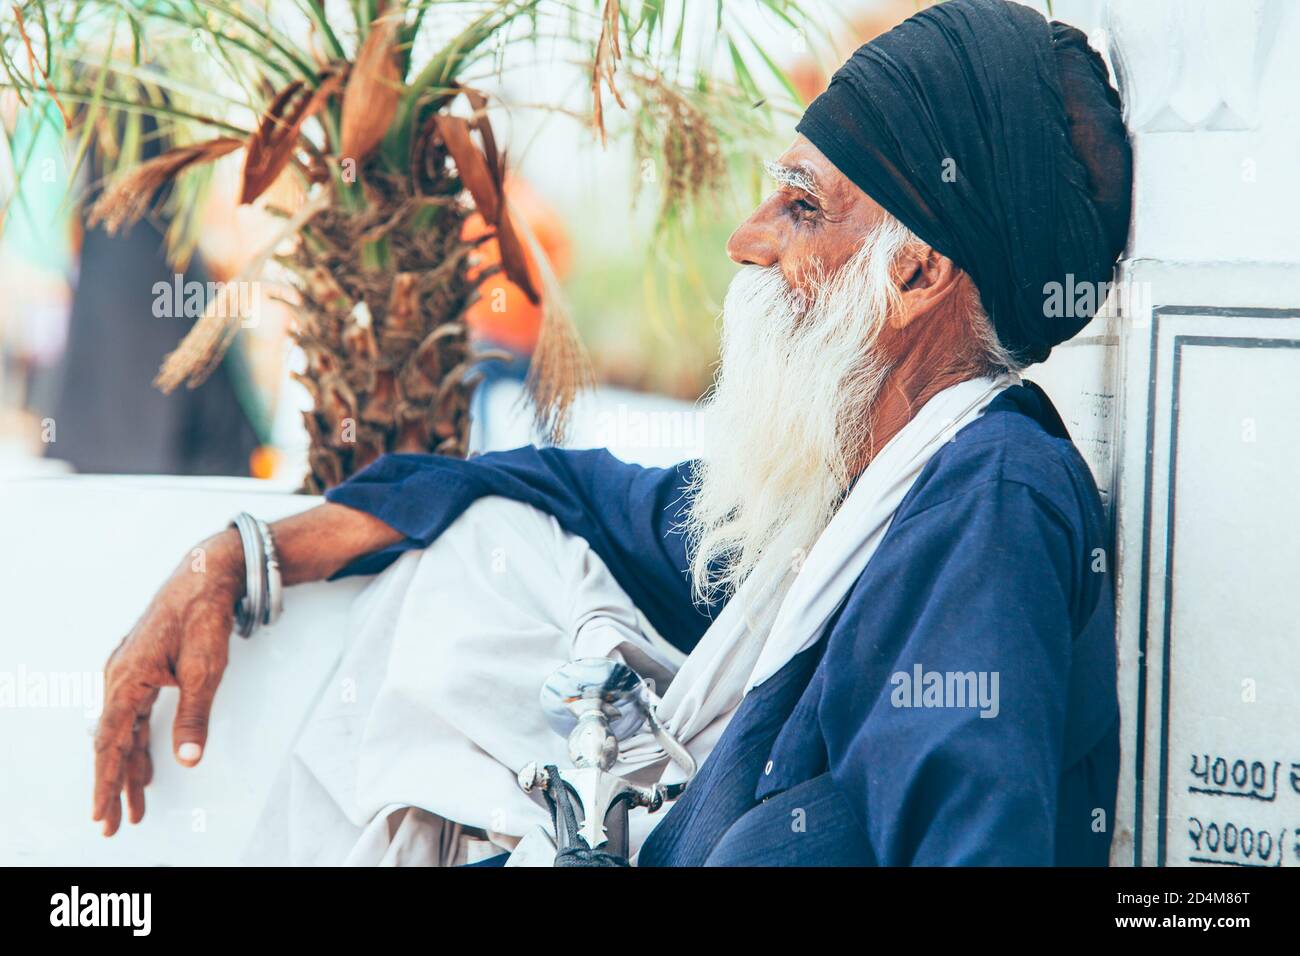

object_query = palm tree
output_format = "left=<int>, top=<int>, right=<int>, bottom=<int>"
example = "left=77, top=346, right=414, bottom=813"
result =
left=1, top=0, right=813, bottom=491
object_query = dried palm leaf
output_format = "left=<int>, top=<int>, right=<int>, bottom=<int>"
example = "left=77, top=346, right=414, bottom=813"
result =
left=432, top=112, right=538, bottom=303
left=240, top=69, right=343, bottom=205
left=461, top=86, right=500, bottom=177
left=492, top=206, right=539, bottom=305
left=509, top=196, right=592, bottom=443
left=339, top=13, right=402, bottom=164
left=591, top=0, right=626, bottom=146
left=433, top=113, right=499, bottom=221
left=87, top=137, right=243, bottom=235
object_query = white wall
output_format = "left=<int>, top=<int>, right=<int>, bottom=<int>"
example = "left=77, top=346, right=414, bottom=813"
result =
left=0, top=478, right=360, bottom=865
left=1100, top=0, right=1300, bottom=867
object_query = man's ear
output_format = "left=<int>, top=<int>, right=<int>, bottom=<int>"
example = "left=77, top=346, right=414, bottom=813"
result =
left=889, top=246, right=965, bottom=330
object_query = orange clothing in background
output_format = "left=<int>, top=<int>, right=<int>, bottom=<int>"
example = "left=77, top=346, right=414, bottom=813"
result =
left=462, top=178, right=571, bottom=356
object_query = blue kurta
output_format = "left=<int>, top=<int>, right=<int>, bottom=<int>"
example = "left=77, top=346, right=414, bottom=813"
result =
left=327, top=382, right=1119, bottom=866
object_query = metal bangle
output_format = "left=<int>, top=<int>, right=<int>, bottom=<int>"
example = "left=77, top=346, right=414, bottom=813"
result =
left=231, top=512, right=268, bottom=638
left=255, top=517, right=283, bottom=626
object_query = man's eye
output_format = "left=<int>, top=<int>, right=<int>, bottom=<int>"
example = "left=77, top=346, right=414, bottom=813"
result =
left=792, top=198, right=818, bottom=215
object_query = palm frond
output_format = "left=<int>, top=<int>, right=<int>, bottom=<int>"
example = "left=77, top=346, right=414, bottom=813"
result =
left=1, top=0, right=826, bottom=483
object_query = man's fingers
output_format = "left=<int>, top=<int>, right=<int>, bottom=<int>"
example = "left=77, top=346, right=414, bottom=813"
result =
left=100, top=790, right=123, bottom=838
left=172, top=637, right=228, bottom=765
left=95, top=681, right=151, bottom=835
left=92, top=739, right=125, bottom=827
left=92, top=678, right=157, bottom=823
left=125, top=719, right=153, bottom=825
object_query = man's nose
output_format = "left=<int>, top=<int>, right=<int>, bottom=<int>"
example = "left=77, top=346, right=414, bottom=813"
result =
left=726, top=216, right=779, bottom=268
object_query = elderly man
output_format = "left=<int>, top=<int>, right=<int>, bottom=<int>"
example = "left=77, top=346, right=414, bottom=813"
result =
left=93, top=0, right=1130, bottom=866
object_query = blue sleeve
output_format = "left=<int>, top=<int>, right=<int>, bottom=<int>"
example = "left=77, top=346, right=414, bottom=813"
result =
left=324, top=447, right=713, bottom=653
left=818, top=479, right=1082, bottom=866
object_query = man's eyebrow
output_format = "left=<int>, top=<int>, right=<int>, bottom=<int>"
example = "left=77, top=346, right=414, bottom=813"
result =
left=764, top=159, right=825, bottom=201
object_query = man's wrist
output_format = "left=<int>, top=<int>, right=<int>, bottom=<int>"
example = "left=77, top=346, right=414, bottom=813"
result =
left=191, top=528, right=247, bottom=599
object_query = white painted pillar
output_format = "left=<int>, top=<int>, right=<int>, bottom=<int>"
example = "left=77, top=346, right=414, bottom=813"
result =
left=1035, top=0, right=1300, bottom=867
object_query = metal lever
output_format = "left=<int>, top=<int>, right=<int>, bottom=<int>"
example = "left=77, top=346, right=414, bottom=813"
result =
left=519, top=657, right=697, bottom=859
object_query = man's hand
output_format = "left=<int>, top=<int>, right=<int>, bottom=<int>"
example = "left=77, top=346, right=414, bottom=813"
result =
left=90, top=502, right=404, bottom=836
left=92, top=530, right=244, bottom=836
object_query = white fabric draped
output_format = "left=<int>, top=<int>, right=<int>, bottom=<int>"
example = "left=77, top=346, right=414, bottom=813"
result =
left=244, top=498, right=682, bottom=864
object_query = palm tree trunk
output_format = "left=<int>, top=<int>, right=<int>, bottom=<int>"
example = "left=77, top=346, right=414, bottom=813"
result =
left=290, top=157, right=481, bottom=493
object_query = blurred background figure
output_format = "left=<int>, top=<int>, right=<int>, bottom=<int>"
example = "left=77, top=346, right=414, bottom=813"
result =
left=49, top=124, right=260, bottom=476
left=1, top=100, right=260, bottom=477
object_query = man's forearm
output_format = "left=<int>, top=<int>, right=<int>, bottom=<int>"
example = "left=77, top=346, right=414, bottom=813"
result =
left=199, top=502, right=405, bottom=593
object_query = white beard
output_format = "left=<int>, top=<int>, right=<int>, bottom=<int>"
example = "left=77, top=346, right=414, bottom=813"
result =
left=684, top=217, right=917, bottom=605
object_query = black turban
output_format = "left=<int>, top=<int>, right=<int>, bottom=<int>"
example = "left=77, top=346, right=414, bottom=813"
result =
left=796, top=0, right=1132, bottom=365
